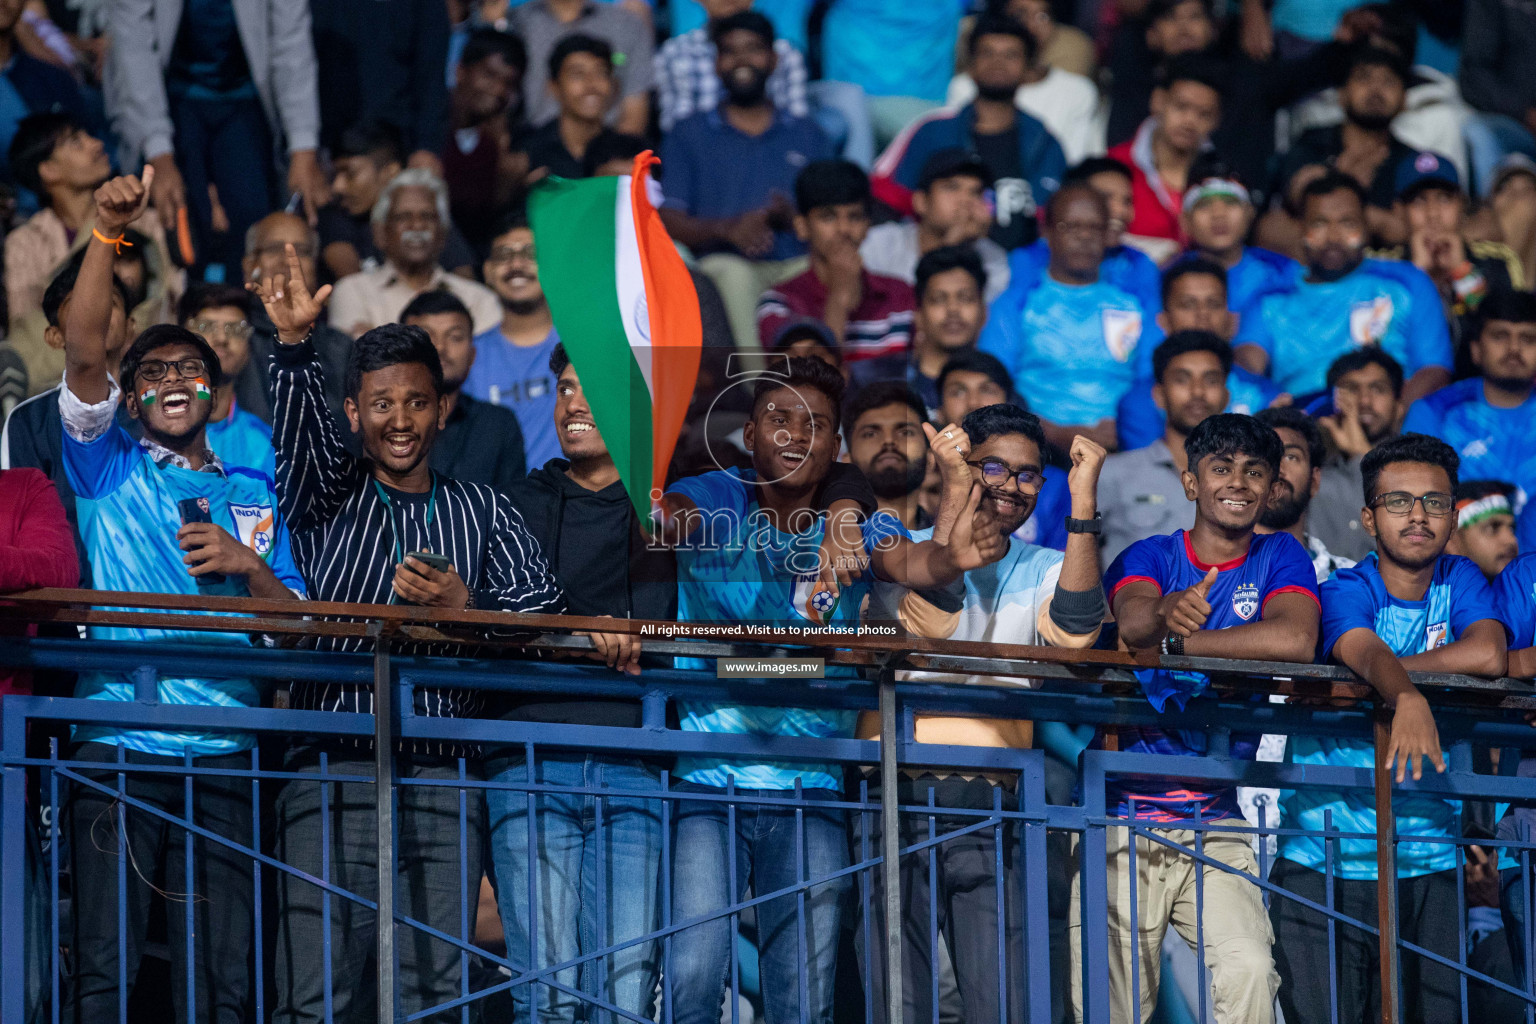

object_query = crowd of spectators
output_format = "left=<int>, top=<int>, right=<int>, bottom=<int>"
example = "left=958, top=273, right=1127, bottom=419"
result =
left=0, top=0, right=1534, bottom=1021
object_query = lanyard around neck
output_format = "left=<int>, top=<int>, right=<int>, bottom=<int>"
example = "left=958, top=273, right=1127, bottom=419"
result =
left=372, top=473, right=438, bottom=570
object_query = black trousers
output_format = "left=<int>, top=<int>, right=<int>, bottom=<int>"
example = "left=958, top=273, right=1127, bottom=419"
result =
left=272, top=755, right=485, bottom=1024
left=853, top=775, right=1026, bottom=1024
left=1269, top=858, right=1461, bottom=1024
left=64, top=741, right=255, bottom=1024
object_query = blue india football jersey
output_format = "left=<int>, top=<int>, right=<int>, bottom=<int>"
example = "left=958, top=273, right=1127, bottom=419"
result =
left=64, top=421, right=305, bottom=757
left=1101, top=529, right=1319, bottom=821
left=1280, top=553, right=1504, bottom=879
left=1115, top=365, right=1284, bottom=451
left=668, top=468, right=908, bottom=791
left=979, top=274, right=1146, bottom=426
left=1403, top=379, right=1536, bottom=505
left=1006, top=239, right=1163, bottom=317
left=1224, top=246, right=1302, bottom=315
left=1240, top=258, right=1452, bottom=397
left=206, top=400, right=276, bottom=479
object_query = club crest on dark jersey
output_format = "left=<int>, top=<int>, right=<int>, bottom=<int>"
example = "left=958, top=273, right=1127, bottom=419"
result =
left=1232, top=583, right=1259, bottom=621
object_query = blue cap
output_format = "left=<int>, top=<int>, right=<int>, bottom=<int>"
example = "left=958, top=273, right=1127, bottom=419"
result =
left=1396, top=151, right=1460, bottom=200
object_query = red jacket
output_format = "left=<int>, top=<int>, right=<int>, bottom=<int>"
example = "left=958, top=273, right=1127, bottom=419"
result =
left=1108, top=123, right=1186, bottom=245
left=0, top=468, right=78, bottom=696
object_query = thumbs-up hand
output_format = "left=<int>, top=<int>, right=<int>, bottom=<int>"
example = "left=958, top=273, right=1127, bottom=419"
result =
left=1159, top=566, right=1218, bottom=638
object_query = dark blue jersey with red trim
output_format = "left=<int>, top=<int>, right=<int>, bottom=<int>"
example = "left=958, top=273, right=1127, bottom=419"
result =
left=1101, top=530, right=1319, bottom=821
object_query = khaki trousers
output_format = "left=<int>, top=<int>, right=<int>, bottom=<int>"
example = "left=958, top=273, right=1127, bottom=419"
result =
left=695, top=252, right=808, bottom=351
left=1068, top=821, right=1278, bottom=1024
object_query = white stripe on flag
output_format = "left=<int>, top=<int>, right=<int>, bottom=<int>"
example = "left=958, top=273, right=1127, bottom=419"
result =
left=613, top=176, right=654, bottom=397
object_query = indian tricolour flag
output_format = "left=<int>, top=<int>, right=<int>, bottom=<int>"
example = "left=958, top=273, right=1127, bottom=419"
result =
left=528, top=152, right=703, bottom=525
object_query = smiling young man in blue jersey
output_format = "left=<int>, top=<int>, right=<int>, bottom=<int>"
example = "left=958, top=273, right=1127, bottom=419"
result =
left=1270, top=433, right=1508, bottom=1024
left=60, top=170, right=307, bottom=1022
left=654, top=355, right=1005, bottom=1024
left=256, top=243, right=565, bottom=1023
left=1403, top=290, right=1536, bottom=502
left=1083, top=413, right=1321, bottom=1024
left=979, top=184, right=1145, bottom=454
left=1236, top=171, right=1454, bottom=404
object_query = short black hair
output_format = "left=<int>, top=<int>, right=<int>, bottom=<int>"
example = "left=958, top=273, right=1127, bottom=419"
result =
left=843, top=381, right=927, bottom=448
left=582, top=132, right=649, bottom=177
left=549, top=341, right=570, bottom=376
left=967, top=12, right=1036, bottom=63
left=1063, top=156, right=1133, bottom=189
left=463, top=26, right=528, bottom=75
left=400, top=288, right=472, bottom=327
left=1184, top=412, right=1283, bottom=475
left=120, top=324, right=224, bottom=391
left=774, top=321, right=842, bottom=362
left=915, top=245, right=985, bottom=303
left=1476, top=289, right=1536, bottom=334
left=937, top=350, right=1015, bottom=401
left=1043, top=182, right=1106, bottom=226
left=1346, top=42, right=1410, bottom=89
left=793, top=159, right=869, bottom=216
left=332, top=120, right=405, bottom=167
left=41, top=250, right=132, bottom=329
left=1361, top=433, right=1459, bottom=504
left=1299, top=170, right=1369, bottom=217
left=1161, top=256, right=1227, bottom=308
left=488, top=203, right=530, bottom=244
left=709, top=10, right=774, bottom=47
left=752, top=355, right=847, bottom=429
left=1456, top=478, right=1516, bottom=506
left=344, top=323, right=445, bottom=401
left=961, top=403, right=1046, bottom=453
left=1325, top=348, right=1404, bottom=396
left=8, top=111, right=83, bottom=196
left=1152, top=330, right=1232, bottom=383
left=548, top=33, right=612, bottom=81
left=1154, top=53, right=1227, bottom=95
left=1148, top=0, right=1212, bottom=23
left=177, top=283, right=253, bottom=325
left=1254, top=405, right=1326, bottom=472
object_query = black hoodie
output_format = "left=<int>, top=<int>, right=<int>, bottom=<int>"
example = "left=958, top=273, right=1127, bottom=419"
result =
left=500, top=459, right=677, bottom=728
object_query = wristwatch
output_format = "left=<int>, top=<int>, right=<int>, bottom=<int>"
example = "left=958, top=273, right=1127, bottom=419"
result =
left=1160, top=633, right=1185, bottom=656
left=1064, top=512, right=1103, bottom=535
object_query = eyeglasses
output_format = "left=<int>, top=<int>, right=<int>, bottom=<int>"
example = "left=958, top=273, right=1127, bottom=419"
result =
left=1371, top=491, right=1454, bottom=516
left=966, top=458, right=1044, bottom=490
left=487, top=243, right=537, bottom=264
left=137, top=358, right=208, bottom=382
left=189, top=319, right=252, bottom=341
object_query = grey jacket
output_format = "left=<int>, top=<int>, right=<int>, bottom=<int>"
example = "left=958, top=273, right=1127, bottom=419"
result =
left=104, top=0, right=321, bottom=162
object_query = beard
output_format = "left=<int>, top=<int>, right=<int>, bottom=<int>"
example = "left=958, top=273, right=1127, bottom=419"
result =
left=1347, top=109, right=1395, bottom=132
left=503, top=296, right=545, bottom=316
left=866, top=457, right=927, bottom=500
left=1488, top=373, right=1535, bottom=393
left=724, top=70, right=770, bottom=106
left=976, top=80, right=1018, bottom=103
left=1259, top=484, right=1309, bottom=530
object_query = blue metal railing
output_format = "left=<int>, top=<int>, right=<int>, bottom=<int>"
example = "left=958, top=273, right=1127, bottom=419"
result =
left=1, top=592, right=1536, bottom=1024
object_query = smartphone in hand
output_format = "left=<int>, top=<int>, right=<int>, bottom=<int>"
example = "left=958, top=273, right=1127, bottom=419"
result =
left=404, top=550, right=452, bottom=574
left=177, top=497, right=226, bottom=585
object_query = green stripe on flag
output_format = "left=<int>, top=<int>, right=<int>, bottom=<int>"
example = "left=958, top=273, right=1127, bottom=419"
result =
left=528, top=176, right=655, bottom=524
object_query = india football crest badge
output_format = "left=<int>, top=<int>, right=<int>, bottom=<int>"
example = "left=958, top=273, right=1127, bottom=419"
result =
left=791, top=574, right=840, bottom=626
left=229, top=503, right=275, bottom=557
left=1231, top=583, right=1260, bottom=621
left=1349, top=295, right=1394, bottom=347
left=1425, top=621, right=1448, bottom=649
left=1102, top=309, right=1141, bottom=363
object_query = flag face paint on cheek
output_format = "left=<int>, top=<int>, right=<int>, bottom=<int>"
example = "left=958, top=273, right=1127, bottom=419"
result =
left=193, top=378, right=211, bottom=400
left=139, top=387, right=157, bottom=406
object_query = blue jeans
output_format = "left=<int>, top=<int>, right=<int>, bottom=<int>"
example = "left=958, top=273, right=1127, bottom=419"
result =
left=669, top=783, right=849, bottom=1024
left=486, top=755, right=663, bottom=1024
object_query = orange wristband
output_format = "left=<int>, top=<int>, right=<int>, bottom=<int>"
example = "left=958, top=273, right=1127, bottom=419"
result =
left=90, top=228, right=132, bottom=254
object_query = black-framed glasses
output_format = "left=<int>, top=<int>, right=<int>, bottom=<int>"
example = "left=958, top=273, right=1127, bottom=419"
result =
left=487, top=243, right=537, bottom=264
left=966, top=458, right=1044, bottom=490
left=137, top=358, right=208, bottom=382
left=1371, top=491, right=1454, bottom=516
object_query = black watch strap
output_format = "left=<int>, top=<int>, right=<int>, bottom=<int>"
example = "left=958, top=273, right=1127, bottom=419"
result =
left=1064, top=512, right=1103, bottom=534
